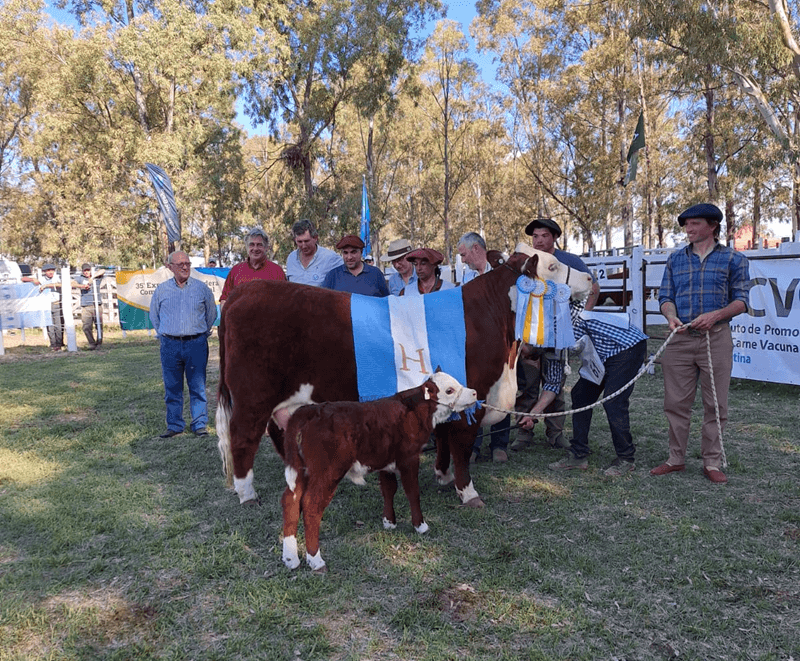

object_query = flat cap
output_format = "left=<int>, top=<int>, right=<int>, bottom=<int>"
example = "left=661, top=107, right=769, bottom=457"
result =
left=677, top=203, right=723, bottom=226
left=524, top=218, right=562, bottom=238
left=335, top=234, right=365, bottom=250
left=42, top=263, right=56, bottom=271
left=406, top=248, right=444, bottom=265
left=81, top=263, right=92, bottom=271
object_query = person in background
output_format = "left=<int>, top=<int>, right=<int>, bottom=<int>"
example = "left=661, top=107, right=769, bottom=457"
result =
left=286, top=219, right=343, bottom=286
left=24, top=264, right=64, bottom=352
left=456, top=233, right=509, bottom=464
left=72, top=263, right=106, bottom=350
left=219, top=228, right=285, bottom=309
left=401, top=248, right=454, bottom=295
left=207, top=259, right=217, bottom=267
left=457, top=232, right=490, bottom=284
left=150, top=251, right=217, bottom=439
left=513, top=218, right=599, bottom=451
left=364, top=255, right=374, bottom=265
left=651, top=203, right=749, bottom=484
left=381, top=239, right=417, bottom=295
left=323, top=235, right=389, bottom=297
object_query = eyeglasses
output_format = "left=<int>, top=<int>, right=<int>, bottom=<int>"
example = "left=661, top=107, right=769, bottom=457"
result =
left=170, top=262, right=191, bottom=268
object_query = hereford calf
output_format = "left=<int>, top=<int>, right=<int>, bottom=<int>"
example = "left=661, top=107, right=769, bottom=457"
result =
left=273, top=372, right=478, bottom=572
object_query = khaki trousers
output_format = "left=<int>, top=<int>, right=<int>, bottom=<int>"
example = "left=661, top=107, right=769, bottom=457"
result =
left=662, top=324, right=732, bottom=469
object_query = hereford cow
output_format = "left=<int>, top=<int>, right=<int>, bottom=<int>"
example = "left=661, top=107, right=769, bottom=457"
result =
left=273, top=371, right=478, bottom=571
left=217, top=243, right=592, bottom=509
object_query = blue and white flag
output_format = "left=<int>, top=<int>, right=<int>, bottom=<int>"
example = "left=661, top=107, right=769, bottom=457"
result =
left=145, top=163, right=181, bottom=243
left=351, top=288, right=467, bottom=401
left=360, top=177, right=371, bottom=258
left=0, top=283, right=52, bottom=329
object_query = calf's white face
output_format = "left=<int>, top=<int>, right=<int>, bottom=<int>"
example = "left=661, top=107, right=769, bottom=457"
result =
left=428, top=372, right=478, bottom=426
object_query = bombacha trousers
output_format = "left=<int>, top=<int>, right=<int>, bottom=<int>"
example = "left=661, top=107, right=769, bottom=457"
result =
left=661, top=324, right=733, bottom=469
left=159, top=334, right=209, bottom=433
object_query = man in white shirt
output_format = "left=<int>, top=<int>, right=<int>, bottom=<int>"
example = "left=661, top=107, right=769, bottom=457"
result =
left=285, top=219, right=343, bottom=286
left=24, top=264, right=64, bottom=351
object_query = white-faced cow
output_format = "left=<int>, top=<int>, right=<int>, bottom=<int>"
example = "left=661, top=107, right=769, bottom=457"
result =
left=273, top=371, right=478, bottom=572
left=216, top=244, right=592, bottom=508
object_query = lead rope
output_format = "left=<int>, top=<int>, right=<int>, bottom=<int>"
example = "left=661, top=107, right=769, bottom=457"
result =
left=484, top=324, right=726, bottom=466
left=705, top=329, right=727, bottom=468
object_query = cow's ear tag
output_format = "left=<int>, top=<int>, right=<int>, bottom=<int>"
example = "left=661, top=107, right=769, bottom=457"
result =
left=424, top=386, right=431, bottom=400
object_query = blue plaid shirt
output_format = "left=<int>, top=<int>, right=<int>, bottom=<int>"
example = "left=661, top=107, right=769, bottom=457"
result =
left=659, top=243, right=749, bottom=323
left=569, top=301, right=648, bottom=363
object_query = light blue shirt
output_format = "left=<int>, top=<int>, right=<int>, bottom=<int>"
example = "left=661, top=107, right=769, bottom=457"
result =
left=387, top=270, right=417, bottom=296
left=286, top=246, right=343, bottom=286
left=149, top=277, right=217, bottom=337
left=461, top=262, right=491, bottom=285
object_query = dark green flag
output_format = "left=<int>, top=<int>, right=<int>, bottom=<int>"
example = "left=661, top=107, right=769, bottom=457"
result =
left=623, top=112, right=645, bottom=186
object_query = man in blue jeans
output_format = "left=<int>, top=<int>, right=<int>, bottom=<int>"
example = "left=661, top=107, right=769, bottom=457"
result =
left=150, top=251, right=217, bottom=438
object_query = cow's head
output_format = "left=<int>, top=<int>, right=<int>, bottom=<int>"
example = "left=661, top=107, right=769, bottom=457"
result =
left=512, top=243, right=593, bottom=301
left=424, top=371, right=479, bottom=426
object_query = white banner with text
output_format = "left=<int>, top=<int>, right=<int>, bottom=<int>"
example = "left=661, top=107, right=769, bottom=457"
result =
left=731, top=257, right=800, bottom=385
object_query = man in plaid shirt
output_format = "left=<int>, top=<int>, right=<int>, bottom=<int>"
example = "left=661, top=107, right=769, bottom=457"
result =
left=520, top=297, right=648, bottom=476
left=651, top=203, right=749, bottom=484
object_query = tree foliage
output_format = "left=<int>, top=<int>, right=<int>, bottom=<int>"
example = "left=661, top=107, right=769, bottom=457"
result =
left=1, top=0, right=799, bottom=267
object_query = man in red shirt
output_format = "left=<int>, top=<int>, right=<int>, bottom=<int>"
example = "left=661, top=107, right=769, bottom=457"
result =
left=220, top=228, right=286, bottom=308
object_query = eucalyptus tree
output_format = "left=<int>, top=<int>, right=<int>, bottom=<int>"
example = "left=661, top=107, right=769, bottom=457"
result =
left=239, top=0, right=440, bottom=239
left=2, top=0, right=266, bottom=265
left=416, top=20, right=486, bottom=261
left=639, top=0, right=800, bottom=235
left=0, top=0, right=44, bottom=257
left=473, top=0, right=647, bottom=252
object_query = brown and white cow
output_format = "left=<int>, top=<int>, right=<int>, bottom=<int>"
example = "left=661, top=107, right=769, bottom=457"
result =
left=216, top=243, right=592, bottom=508
left=274, top=372, right=478, bottom=571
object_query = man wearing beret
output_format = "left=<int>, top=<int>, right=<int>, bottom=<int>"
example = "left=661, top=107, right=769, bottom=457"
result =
left=322, top=234, right=390, bottom=297
left=651, top=203, right=750, bottom=484
left=401, top=248, right=455, bottom=295
left=513, top=218, right=598, bottom=451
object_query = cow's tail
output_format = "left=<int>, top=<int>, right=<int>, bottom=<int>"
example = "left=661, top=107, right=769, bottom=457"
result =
left=216, top=315, right=234, bottom=489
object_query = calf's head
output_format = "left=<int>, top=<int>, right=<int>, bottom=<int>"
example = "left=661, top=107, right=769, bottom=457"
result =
left=423, top=372, right=479, bottom=426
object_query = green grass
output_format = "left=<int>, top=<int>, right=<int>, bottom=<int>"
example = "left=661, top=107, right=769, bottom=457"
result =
left=1, top=331, right=799, bottom=660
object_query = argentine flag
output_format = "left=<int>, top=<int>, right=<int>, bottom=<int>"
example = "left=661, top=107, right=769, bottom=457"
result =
left=351, top=289, right=467, bottom=401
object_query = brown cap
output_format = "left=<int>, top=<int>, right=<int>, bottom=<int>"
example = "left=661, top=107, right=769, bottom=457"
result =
left=406, top=248, right=444, bottom=265
left=335, top=235, right=365, bottom=250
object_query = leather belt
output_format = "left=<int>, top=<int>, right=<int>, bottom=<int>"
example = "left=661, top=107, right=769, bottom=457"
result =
left=161, top=333, right=204, bottom=340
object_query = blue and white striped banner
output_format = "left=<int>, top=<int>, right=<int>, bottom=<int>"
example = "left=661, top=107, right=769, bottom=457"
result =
left=351, top=288, right=467, bottom=401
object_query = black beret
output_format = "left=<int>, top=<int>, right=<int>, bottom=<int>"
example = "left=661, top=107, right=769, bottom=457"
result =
left=677, top=203, right=723, bottom=226
left=524, top=218, right=562, bottom=238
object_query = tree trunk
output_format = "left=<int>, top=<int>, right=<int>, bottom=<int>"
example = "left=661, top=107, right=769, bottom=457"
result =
left=703, top=76, right=719, bottom=203
left=752, top=177, right=761, bottom=249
